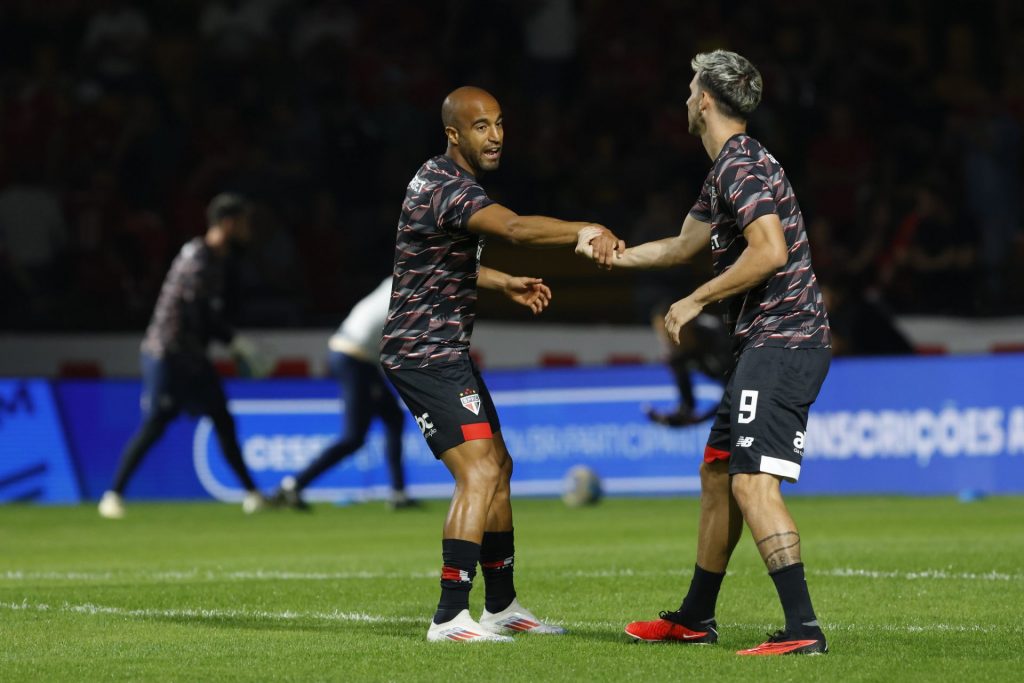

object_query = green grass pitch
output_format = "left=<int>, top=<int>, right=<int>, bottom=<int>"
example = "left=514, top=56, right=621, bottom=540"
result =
left=2, top=496, right=1022, bottom=681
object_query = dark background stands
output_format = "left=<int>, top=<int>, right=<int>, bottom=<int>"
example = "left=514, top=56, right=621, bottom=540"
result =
left=1, top=0, right=1021, bottom=339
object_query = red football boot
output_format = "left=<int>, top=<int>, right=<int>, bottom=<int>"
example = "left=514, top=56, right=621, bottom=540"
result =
left=624, top=611, right=718, bottom=643
left=736, top=629, right=828, bottom=655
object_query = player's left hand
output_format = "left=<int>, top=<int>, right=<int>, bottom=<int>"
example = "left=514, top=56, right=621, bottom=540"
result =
left=574, top=226, right=603, bottom=260
left=664, top=296, right=703, bottom=344
left=504, top=277, right=552, bottom=315
left=230, top=334, right=274, bottom=378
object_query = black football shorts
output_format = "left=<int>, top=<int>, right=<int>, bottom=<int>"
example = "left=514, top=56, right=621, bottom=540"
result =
left=704, top=346, right=831, bottom=482
left=383, top=355, right=501, bottom=458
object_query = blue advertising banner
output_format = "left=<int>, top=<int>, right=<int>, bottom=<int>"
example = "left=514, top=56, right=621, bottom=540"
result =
left=802, top=354, right=1024, bottom=494
left=194, top=366, right=721, bottom=503
left=10, top=353, right=1024, bottom=503
left=0, top=379, right=81, bottom=503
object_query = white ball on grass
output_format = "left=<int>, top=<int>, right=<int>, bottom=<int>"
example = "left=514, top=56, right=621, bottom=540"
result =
left=562, top=465, right=602, bottom=507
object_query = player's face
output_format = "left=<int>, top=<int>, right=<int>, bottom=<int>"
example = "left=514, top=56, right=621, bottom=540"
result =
left=686, top=73, right=705, bottom=135
left=458, top=102, right=503, bottom=175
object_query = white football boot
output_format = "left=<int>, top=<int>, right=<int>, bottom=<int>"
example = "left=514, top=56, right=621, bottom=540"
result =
left=480, top=598, right=567, bottom=635
left=427, top=609, right=514, bottom=643
left=98, top=491, right=126, bottom=519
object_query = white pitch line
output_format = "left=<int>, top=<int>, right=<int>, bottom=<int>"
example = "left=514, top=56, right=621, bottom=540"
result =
left=2, top=567, right=1021, bottom=583
left=818, top=568, right=1022, bottom=581
left=0, top=600, right=1017, bottom=636
left=0, top=600, right=423, bottom=624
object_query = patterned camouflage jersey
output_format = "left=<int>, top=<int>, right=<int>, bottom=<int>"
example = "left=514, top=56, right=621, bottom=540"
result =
left=141, top=237, right=233, bottom=360
left=690, top=133, right=830, bottom=352
left=380, top=155, right=495, bottom=369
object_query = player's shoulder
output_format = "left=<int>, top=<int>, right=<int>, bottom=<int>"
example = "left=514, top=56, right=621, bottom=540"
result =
left=717, top=135, right=779, bottom=178
left=178, top=237, right=207, bottom=260
left=407, top=158, right=467, bottom=204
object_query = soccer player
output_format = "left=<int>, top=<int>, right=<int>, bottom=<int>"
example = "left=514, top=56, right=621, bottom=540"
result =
left=577, top=50, right=832, bottom=655
left=381, top=86, right=623, bottom=643
left=98, top=194, right=268, bottom=519
left=271, top=276, right=418, bottom=511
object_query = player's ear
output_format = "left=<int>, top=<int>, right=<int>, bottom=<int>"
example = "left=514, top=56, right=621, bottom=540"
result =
left=444, top=126, right=459, bottom=146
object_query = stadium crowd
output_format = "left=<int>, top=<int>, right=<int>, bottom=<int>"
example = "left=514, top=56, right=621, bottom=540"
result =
left=0, top=0, right=1021, bottom=335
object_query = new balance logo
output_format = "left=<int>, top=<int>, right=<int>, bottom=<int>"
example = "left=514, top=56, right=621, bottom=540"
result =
left=736, top=436, right=755, bottom=448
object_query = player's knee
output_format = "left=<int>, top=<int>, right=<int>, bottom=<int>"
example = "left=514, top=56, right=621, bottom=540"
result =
left=460, top=456, right=503, bottom=491
left=699, top=460, right=729, bottom=496
left=730, top=472, right=777, bottom=509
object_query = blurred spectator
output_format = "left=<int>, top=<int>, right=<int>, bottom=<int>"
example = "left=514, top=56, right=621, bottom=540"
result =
left=0, top=168, right=69, bottom=322
left=81, top=0, right=151, bottom=90
left=0, top=0, right=1021, bottom=334
left=805, top=103, right=874, bottom=235
left=878, top=180, right=976, bottom=314
left=199, top=0, right=277, bottom=63
left=959, top=93, right=1021, bottom=311
left=821, top=277, right=914, bottom=357
left=522, top=0, right=579, bottom=102
left=290, top=0, right=358, bottom=61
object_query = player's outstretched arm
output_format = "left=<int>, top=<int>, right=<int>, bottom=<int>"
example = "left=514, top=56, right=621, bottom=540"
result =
left=576, top=214, right=712, bottom=270
left=479, top=266, right=552, bottom=315
left=664, top=214, right=787, bottom=343
left=467, top=203, right=624, bottom=268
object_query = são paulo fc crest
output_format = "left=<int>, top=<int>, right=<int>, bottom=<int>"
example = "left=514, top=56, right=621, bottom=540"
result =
left=459, top=388, right=481, bottom=415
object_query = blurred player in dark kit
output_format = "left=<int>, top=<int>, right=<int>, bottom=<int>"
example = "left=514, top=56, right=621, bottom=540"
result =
left=578, top=50, right=832, bottom=655
left=272, top=276, right=417, bottom=511
left=381, top=86, right=623, bottom=642
left=645, top=302, right=732, bottom=427
left=98, top=194, right=267, bottom=519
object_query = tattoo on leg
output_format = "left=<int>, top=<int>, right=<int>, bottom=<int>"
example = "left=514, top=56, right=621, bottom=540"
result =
left=755, top=531, right=801, bottom=571
left=755, top=531, right=799, bottom=547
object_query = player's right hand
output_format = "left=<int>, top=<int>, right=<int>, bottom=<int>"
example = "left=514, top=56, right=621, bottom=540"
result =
left=577, top=225, right=624, bottom=269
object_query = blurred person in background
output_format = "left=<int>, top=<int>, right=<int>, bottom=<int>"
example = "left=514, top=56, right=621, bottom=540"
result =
left=98, top=193, right=268, bottom=519
left=578, top=50, right=832, bottom=656
left=820, top=276, right=914, bottom=356
left=272, top=276, right=416, bottom=511
left=645, top=300, right=732, bottom=426
left=0, top=165, right=69, bottom=324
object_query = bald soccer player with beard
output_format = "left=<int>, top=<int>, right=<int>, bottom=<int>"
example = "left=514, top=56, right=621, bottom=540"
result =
left=380, top=86, right=624, bottom=643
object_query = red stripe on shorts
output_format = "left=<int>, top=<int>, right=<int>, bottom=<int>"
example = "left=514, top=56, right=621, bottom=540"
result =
left=461, top=422, right=493, bottom=441
left=704, top=445, right=730, bottom=463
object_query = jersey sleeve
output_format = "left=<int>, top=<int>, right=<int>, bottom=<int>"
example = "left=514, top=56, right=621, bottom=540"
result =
left=722, top=159, right=777, bottom=230
left=435, top=177, right=495, bottom=234
left=688, top=180, right=712, bottom=222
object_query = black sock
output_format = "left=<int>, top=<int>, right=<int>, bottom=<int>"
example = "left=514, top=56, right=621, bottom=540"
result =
left=211, top=410, right=257, bottom=491
left=434, top=539, right=480, bottom=624
left=675, top=564, right=725, bottom=625
left=769, top=562, right=820, bottom=634
left=480, top=530, right=516, bottom=613
left=112, top=413, right=172, bottom=493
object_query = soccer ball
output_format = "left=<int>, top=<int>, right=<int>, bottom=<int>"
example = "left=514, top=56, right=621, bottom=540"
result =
left=561, top=465, right=602, bottom=507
